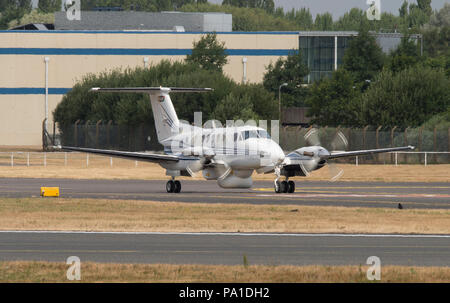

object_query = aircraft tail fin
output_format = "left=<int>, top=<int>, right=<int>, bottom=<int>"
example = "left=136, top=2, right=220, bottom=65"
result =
left=90, top=87, right=212, bottom=144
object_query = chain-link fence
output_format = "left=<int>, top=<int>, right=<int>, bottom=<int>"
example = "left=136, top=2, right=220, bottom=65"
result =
left=55, top=122, right=450, bottom=165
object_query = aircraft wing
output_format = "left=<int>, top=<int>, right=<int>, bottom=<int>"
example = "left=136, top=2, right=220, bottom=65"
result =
left=328, top=146, right=414, bottom=160
left=58, top=146, right=184, bottom=163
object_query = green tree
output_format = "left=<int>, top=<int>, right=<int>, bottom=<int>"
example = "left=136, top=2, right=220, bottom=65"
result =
left=222, top=0, right=274, bottom=13
left=295, top=8, right=313, bottom=30
left=186, top=33, right=228, bottom=73
left=0, top=0, right=31, bottom=29
left=263, top=51, right=310, bottom=107
left=314, top=12, right=333, bottom=30
left=360, top=66, right=450, bottom=127
left=402, top=2, right=430, bottom=29
left=422, top=4, right=450, bottom=58
left=388, top=33, right=421, bottom=73
left=399, top=0, right=408, bottom=18
left=7, top=9, right=54, bottom=28
left=306, top=69, right=362, bottom=127
left=417, top=0, right=432, bottom=17
left=334, top=8, right=366, bottom=31
left=341, top=25, right=385, bottom=83
left=212, top=92, right=259, bottom=122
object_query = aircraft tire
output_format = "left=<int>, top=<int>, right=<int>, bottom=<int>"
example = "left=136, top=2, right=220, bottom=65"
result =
left=287, top=181, right=295, bottom=193
left=281, top=181, right=288, bottom=193
left=174, top=180, right=181, bottom=193
left=166, top=180, right=175, bottom=193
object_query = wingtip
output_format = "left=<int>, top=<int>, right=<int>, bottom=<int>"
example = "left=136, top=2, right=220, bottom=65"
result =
left=89, top=87, right=100, bottom=92
left=408, top=145, right=415, bottom=150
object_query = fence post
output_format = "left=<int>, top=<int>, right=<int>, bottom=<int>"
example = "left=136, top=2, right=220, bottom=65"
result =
left=74, top=119, right=80, bottom=146
left=433, top=127, right=437, bottom=164
left=27, top=152, right=30, bottom=167
left=418, top=126, right=424, bottom=151
left=140, top=123, right=145, bottom=151
left=376, top=125, right=382, bottom=163
left=107, top=120, right=112, bottom=149
left=391, top=126, right=397, bottom=164
left=404, top=127, right=409, bottom=164
left=10, top=153, right=13, bottom=167
left=96, top=120, right=102, bottom=149
left=53, top=121, right=56, bottom=147
left=84, top=120, right=90, bottom=148
left=362, top=126, right=369, bottom=149
left=362, top=126, right=368, bottom=164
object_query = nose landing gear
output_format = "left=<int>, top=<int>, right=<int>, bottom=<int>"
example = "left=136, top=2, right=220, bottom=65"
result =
left=166, top=178, right=181, bottom=193
left=274, top=180, right=295, bottom=193
left=273, top=168, right=295, bottom=193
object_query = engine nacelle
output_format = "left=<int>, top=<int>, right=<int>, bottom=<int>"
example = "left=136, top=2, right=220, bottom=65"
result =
left=283, top=146, right=329, bottom=177
left=217, top=174, right=253, bottom=188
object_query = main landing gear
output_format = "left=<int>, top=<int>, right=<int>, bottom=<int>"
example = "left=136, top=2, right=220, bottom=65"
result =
left=166, top=178, right=181, bottom=193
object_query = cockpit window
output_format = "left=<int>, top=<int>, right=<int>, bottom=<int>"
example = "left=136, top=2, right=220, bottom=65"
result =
left=258, top=130, right=271, bottom=139
left=234, top=132, right=243, bottom=142
left=242, top=130, right=258, bottom=140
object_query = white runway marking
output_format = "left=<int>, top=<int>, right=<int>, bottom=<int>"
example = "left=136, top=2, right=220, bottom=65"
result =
left=1, top=230, right=449, bottom=238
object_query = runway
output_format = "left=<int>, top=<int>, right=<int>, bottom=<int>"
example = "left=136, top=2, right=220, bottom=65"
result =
left=0, top=231, right=449, bottom=266
left=0, top=178, right=449, bottom=209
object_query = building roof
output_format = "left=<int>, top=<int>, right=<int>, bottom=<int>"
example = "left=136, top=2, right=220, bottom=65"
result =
left=54, top=11, right=232, bottom=32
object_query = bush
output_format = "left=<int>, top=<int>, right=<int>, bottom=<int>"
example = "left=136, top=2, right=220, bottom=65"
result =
left=360, top=65, right=450, bottom=127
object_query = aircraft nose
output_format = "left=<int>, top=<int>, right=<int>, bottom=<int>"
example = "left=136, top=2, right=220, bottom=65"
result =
left=271, top=143, right=285, bottom=165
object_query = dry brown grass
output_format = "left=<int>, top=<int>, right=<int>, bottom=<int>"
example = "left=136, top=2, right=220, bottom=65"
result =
left=1, top=261, right=449, bottom=282
left=0, top=152, right=448, bottom=182
left=0, top=163, right=449, bottom=182
left=0, top=198, right=449, bottom=234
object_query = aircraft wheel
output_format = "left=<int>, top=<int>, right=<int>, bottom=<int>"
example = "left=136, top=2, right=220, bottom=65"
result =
left=274, top=181, right=282, bottom=193
left=287, top=181, right=295, bottom=193
left=166, top=180, right=175, bottom=193
left=281, top=181, right=288, bottom=193
left=174, top=180, right=181, bottom=193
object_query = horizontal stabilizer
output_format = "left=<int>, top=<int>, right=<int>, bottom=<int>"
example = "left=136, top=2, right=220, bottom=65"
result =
left=90, top=87, right=213, bottom=93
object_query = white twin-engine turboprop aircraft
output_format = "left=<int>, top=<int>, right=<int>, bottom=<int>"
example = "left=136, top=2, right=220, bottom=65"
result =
left=60, top=87, right=414, bottom=193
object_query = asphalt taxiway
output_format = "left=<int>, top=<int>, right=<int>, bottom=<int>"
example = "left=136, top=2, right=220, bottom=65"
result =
left=0, top=178, right=449, bottom=209
left=0, top=231, right=449, bottom=266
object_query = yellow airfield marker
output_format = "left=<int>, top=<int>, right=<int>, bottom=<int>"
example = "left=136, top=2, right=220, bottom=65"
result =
left=40, top=187, right=60, bottom=197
